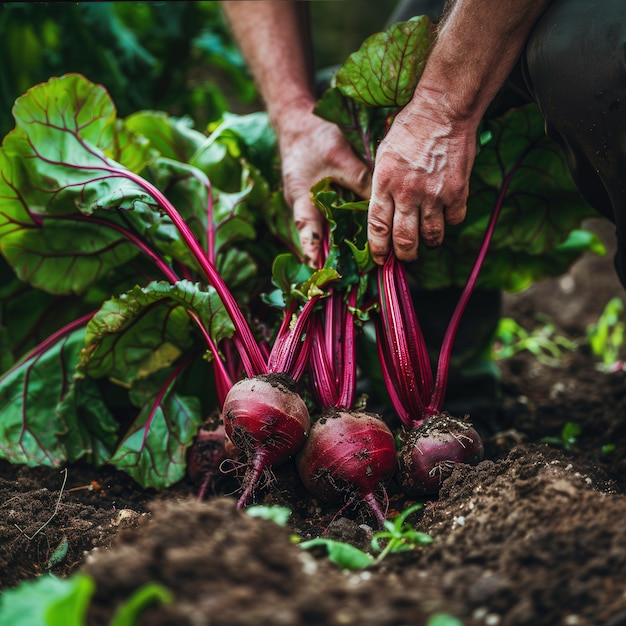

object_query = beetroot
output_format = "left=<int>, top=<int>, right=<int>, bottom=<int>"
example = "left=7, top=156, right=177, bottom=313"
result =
left=396, top=414, right=484, bottom=496
left=222, top=374, right=310, bottom=507
left=296, top=409, right=396, bottom=524
left=375, top=201, right=502, bottom=497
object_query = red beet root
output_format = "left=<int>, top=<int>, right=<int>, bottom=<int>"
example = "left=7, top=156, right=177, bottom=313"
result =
left=222, top=373, right=310, bottom=507
left=397, top=414, right=484, bottom=497
left=296, top=409, right=397, bottom=525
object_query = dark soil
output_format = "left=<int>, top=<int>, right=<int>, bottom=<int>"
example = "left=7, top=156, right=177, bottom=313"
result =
left=2, top=218, right=626, bottom=626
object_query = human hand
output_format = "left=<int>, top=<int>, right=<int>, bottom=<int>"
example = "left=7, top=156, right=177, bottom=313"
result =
left=277, top=108, right=372, bottom=264
left=367, top=87, right=480, bottom=265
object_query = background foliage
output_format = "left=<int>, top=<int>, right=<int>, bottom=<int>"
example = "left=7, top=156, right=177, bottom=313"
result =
left=0, top=0, right=395, bottom=138
left=0, top=2, right=258, bottom=137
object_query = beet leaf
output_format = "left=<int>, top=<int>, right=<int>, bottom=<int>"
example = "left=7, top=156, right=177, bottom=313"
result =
left=0, top=74, right=288, bottom=486
left=78, top=281, right=233, bottom=386
left=0, top=322, right=117, bottom=467
left=335, top=16, right=434, bottom=108
left=110, top=367, right=204, bottom=490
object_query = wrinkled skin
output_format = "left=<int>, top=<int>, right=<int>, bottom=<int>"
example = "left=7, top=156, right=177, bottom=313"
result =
left=368, top=87, right=475, bottom=264
left=277, top=105, right=372, bottom=264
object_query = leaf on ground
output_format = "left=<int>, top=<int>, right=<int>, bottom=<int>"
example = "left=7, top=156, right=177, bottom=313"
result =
left=299, top=538, right=374, bottom=571
left=0, top=573, right=95, bottom=626
left=57, top=377, right=119, bottom=465
left=110, top=381, right=203, bottom=489
left=0, top=327, right=87, bottom=467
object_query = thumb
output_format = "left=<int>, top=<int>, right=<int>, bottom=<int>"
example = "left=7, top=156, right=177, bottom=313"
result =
left=333, top=155, right=372, bottom=200
left=293, top=197, right=323, bottom=266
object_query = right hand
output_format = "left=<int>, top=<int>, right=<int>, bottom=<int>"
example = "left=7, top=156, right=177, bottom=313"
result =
left=368, top=86, right=479, bottom=265
left=277, top=107, right=372, bottom=265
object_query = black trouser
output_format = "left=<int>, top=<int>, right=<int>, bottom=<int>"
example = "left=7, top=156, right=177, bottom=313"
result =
left=524, top=2, right=626, bottom=285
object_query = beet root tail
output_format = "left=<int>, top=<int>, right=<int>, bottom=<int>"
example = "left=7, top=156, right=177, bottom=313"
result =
left=236, top=450, right=268, bottom=509
left=363, top=490, right=388, bottom=527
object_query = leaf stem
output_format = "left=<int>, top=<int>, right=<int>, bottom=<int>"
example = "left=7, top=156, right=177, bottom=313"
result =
left=105, top=167, right=267, bottom=377
left=427, top=171, right=510, bottom=413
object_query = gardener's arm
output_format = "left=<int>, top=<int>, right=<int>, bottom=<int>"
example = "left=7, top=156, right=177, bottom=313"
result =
left=222, top=2, right=371, bottom=264
left=368, top=0, right=553, bottom=264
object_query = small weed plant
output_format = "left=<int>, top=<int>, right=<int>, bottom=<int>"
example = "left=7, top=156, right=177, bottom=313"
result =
left=495, top=315, right=579, bottom=366
left=587, top=297, right=626, bottom=372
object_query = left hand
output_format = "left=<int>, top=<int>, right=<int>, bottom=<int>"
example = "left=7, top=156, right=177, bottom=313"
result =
left=277, top=106, right=372, bottom=264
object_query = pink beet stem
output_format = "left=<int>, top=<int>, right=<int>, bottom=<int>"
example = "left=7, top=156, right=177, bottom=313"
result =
left=427, top=170, right=510, bottom=414
left=107, top=167, right=267, bottom=378
left=267, top=296, right=320, bottom=377
left=336, top=288, right=358, bottom=410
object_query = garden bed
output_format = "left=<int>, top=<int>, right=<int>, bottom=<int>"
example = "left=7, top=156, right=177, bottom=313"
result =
left=2, top=222, right=626, bottom=626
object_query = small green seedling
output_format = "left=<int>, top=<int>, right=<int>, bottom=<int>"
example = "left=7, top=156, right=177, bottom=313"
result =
left=110, top=583, right=174, bottom=626
left=245, top=505, right=376, bottom=570
left=371, top=504, right=433, bottom=563
left=495, top=316, right=578, bottom=366
left=245, top=505, right=292, bottom=526
left=299, top=538, right=375, bottom=571
left=298, top=505, right=434, bottom=571
left=541, top=421, right=581, bottom=451
left=601, top=443, right=616, bottom=457
left=0, top=573, right=172, bottom=626
left=587, top=297, right=625, bottom=372
left=425, top=614, right=465, bottom=626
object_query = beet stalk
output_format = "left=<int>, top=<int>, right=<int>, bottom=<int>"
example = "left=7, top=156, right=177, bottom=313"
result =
left=119, top=170, right=319, bottom=508
left=377, top=191, right=504, bottom=495
left=298, top=281, right=396, bottom=524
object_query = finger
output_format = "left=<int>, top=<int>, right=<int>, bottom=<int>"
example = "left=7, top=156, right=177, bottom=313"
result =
left=368, top=192, right=394, bottom=265
left=392, top=201, right=420, bottom=262
left=444, top=196, right=467, bottom=226
left=334, top=158, right=372, bottom=200
left=293, top=198, right=323, bottom=266
left=419, top=200, right=446, bottom=248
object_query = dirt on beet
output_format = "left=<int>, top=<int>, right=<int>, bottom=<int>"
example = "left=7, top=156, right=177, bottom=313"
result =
left=2, top=219, right=626, bottom=625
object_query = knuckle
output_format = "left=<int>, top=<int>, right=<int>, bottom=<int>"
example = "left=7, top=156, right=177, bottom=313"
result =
left=421, top=230, right=444, bottom=247
left=420, top=214, right=444, bottom=246
left=368, top=215, right=391, bottom=238
left=446, top=209, right=466, bottom=225
left=395, top=248, right=419, bottom=263
left=294, top=214, right=315, bottom=231
left=394, top=233, right=415, bottom=250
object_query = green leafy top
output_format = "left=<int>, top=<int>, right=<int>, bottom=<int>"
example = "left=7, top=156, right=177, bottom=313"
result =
left=336, top=16, right=434, bottom=107
left=0, top=74, right=286, bottom=489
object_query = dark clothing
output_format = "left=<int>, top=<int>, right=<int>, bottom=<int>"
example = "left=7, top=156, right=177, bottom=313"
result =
left=524, top=2, right=626, bottom=284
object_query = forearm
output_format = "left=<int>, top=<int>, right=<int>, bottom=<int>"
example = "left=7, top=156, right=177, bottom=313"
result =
left=222, top=1, right=316, bottom=130
left=223, top=1, right=371, bottom=264
left=415, top=0, right=553, bottom=123
left=367, top=0, right=552, bottom=263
